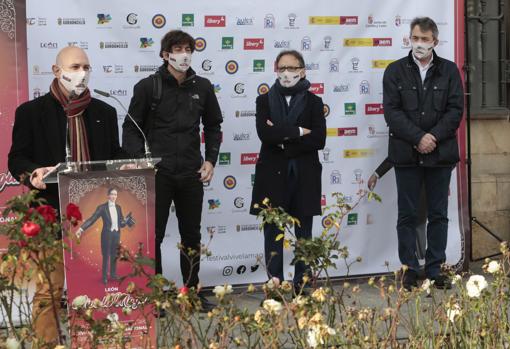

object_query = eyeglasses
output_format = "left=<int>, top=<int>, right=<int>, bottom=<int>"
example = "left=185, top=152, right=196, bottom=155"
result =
left=276, top=66, right=304, bottom=73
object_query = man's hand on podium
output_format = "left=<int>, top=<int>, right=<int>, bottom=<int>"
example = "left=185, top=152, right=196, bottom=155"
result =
left=30, top=166, right=57, bottom=189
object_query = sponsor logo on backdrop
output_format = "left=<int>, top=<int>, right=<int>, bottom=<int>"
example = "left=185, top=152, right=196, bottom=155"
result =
left=205, top=15, right=226, bottom=27
left=301, top=36, right=311, bottom=51
left=233, top=132, right=250, bottom=141
left=194, top=37, right=207, bottom=52
left=402, top=35, right=411, bottom=49
left=257, top=83, right=270, bottom=95
left=274, top=40, right=291, bottom=49
left=308, top=16, right=358, bottom=25
left=353, top=169, right=363, bottom=184
left=213, top=84, right=222, bottom=94
left=343, top=38, right=392, bottom=46
left=264, top=14, right=275, bottom=28
left=134, top=65, right=158, bottom=72
left=344, top=102, right=356, bottom=115
left=286, top=13, right=299, bottom=29
left=32, top=65, right=52, bottom=75
left=208, top=199, right=221, bottom=210
left=218, top=152, right=231, bottom=165
left=152, top=14, right=166, bottom=28
left=110, top=89, right=127, bottom=96
left=372, top=60, right=394, bottom=69
left=244, top=38, right=264, bottom=50
left=241, top=153, right=259, bottom=165
left=330, top=170, right=342, bottom=184
left=233, top=197, right=247, bottom=212
left=321, top=195, right=326, bottom=206
left=327, top=127, right=358, bottom=137
left=344, top=149, right=375, bottom=158
left=237, top=17, right=254, bottom=25
left=40, top=42, right=58, bottom=49
left=333, top=84, right=349, bottom=93
left=365, top=103, right=384, bottom=115
left=309, top=83, right=324, bottom=94
left=366, top=15, right=387, bottom=28
left=235, top=110, right=256, bottom=118
left=329, top=58, right=339, bottom=72
left=100, top=42, right=128, bottom=49
left=201, top=59, right=212, bottom=72
left=340, top=16, right=359, bottom=24
left=359, top=80, right=370, bottom=94
left=322, top=215, right=334, bottom=229
left=394, top=15, right=412, bottom=27
left=0, top=171, right=18, bottom=192
left=323, top=104, right=330, bottom=117
left=27, top=17, right=47, bottom=26
left=221, top=37, right=234, bottom=50
left=321, top=36, right=333, bottom=51
left=305, top=63, right=320, bottom=71
left=225, top=60, right=239, bottom=74
left=368, top=125, right=389, bottom=138
left=57, top=17, right=86, bottom=25
left=68, top=41, right=89, bottom=49
left=349, top=57, right=362, bottom=73
left=103, top=65, right=113, bottom=73
left=233, top=83, right=246, bottom=97
left=126, top=13, right=138, bottom=25
left=321, top=148, right=332, bottom=163
left=97, top=14, right=112, bottom=25
left=139, top=37, right=154, bottom=48
left=182, top=13, right=194, bottom=26
left=347, top=213, right=358, bottom=225
left=223, top=175, right=237, bottom=189
left=33, top=88, right=41, bottom=98
left=253, top=60, right=265, bottom=72
left=207, top=226, right=227, bottom=236
left=367, top=213, right=374, bottom=225
left=236, top=224, right=259, bottom=232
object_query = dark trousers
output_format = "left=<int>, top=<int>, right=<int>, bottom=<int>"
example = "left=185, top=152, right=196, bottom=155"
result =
left=394, top=166, right=453, bottom=278
left=155, top=170, right=203, bottom=288
left=264, top=164, right=313, bottom=285
left=101, top=230, right=120, bottom=280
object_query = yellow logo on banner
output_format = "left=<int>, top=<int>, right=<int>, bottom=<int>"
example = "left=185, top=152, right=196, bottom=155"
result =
left=343, top=38, right=373, bottom=47
left=344, top=149, right=375, bottom=158
left=372, top=60, right=394, bottom=69
left=309, top=16, right=340, bottom=25
left=326, top=128, right=338, bottom=137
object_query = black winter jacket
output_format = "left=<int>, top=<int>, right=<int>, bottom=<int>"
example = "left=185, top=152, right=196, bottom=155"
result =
left=383, top=51, right=464, bottom=167
left=122, top=65, right=223, bottom=175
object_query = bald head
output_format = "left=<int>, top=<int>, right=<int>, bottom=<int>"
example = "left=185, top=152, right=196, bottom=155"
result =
left=54, top=46, right=90, bottom=69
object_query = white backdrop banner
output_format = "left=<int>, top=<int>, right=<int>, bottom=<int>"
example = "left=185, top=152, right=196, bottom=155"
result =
left=26, top=0, right=465, bottom=287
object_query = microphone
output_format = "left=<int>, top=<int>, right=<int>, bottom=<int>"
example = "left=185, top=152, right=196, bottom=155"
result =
left=94, top=89, right=152, bottom=161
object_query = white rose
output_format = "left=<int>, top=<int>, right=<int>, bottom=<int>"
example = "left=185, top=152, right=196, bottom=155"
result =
left=71, top=295, right=89, bottom=310
left=421, top=279, right=433, bottom=294
left=307, top=326, right=322, bottom=348
left=451, top=274, right=462, bottom=285
left=446, top=304, right=461, bottom=323
left=292, top=295, right=307, bottom=307
left=5, top=337, right=20, bottom=349
left=311, top=287, right=327, bottom=302
left=213, top=284, right=233, bottom=299
left=262, top=299, right=283, bottom=315
left=487, top=260, right=501, bottom=274
left=466, top=275, right=488, bottom=298
left=266, top=277, right=280, bottom=290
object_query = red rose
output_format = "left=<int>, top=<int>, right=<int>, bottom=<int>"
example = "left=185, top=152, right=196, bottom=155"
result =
left=22, top=221, right=41, bottom=237
left=179, top=286, right=189, bottom=295
left=17, top=240, right=28, bottom=248
left=66, top=203, right=82, bottom=224
left=36, top=205, right=57, bottom=224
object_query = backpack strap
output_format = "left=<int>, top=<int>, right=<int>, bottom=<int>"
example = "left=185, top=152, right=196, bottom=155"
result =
left=143, top=71, right=162, bottom=137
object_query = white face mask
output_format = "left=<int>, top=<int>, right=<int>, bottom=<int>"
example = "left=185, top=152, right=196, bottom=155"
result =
left=278, top=71, right=301, bottom=88
left=168, top=52, right=192, bottom=72
left=59, top=68, right=90, bottom=96
left=411, top=41, right=435, bottom=60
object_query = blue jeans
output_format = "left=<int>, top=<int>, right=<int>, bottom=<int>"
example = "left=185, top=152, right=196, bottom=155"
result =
left=394, top=166, right=453, bottom=278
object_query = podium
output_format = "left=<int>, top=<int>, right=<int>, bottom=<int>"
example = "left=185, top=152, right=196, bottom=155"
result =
left=56, top=159, right=159, bottom=349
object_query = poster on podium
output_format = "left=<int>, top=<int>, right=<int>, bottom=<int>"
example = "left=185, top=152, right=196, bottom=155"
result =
left=58, top=168, right=156, bottom=349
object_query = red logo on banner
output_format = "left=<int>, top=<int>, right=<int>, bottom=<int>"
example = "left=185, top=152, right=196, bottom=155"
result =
left=204, top=15, right=226, bottom=27
left=340, top=16, right=358, bottom=25
left=373, top=38, right=392, bottom=46
left=321, top=194, right=326, bottom=206
left=338, top=127, right=358, bottom=136
left=309, top=83, right=325, bottom=94
left=244, top=38, right=264, bottom=50
left=0, top=171, right=18, bottom=193
left=241, top=153, right=259, bottom=165
left=202, top=132, right=223, bottom=143
left=365, top=103, right=384, bottom=114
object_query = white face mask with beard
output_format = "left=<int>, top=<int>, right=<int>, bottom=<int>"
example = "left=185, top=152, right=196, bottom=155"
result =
left=168, top=52, right=192, bottom=72
left=278, top=70, right=302, bottom=88
left=411, top=41, right=435, bottom=60
left=59, top=68, right=90, bottom=96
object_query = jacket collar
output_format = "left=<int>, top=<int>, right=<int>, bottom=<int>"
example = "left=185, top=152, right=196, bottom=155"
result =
left=158, top=64, right=196, bottom=86
left=406, top=49, right=442, bottom=69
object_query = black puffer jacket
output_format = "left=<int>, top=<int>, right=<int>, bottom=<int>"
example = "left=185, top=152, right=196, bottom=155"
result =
left=383, top=51, right=464, bottom=167
left=122, top=65, right=223, bottom=175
